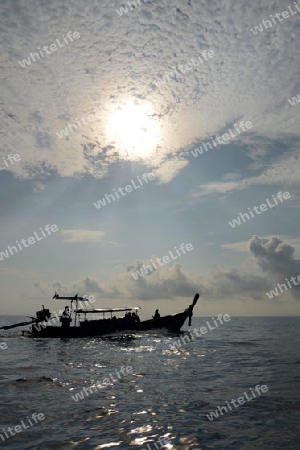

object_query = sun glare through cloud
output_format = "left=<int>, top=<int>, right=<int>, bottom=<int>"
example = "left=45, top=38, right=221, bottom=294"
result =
left=105, top=101, right=161, bottom=161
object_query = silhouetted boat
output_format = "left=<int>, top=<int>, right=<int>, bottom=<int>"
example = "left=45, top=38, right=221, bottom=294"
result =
left=0, top=293, right=199, bottom=338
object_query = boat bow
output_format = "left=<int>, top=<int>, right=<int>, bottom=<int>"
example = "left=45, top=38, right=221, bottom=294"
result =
left=187, top=293, right=200, bottom=326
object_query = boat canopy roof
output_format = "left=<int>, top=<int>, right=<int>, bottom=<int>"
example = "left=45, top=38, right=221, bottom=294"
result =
left=74, top=307, right=141, bottom=314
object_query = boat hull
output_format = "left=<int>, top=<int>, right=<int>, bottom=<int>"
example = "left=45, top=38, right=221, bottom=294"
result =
left=29, top=310, right=191, bottom=338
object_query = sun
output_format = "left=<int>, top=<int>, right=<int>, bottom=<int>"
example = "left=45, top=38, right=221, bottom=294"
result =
left=106, top=101, right=160, bottom=161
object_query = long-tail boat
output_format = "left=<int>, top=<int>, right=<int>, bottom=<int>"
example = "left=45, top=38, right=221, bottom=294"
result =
left=0, top=293, right=199, bottom=338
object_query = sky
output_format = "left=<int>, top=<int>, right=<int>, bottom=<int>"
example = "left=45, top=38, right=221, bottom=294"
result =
left=1, top=0, right=300, bottom=316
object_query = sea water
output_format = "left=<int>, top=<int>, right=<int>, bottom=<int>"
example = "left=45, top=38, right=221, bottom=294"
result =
left=0, top=316, right=299, bottom=449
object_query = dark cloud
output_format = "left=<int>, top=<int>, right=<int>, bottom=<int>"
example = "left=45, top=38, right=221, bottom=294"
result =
left=250, top=235, right=300, bottom=298
left=250, top=235, right=298, bottom=275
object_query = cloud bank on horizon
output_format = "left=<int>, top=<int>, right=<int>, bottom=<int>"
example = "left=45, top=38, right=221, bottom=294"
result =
left=33, top=235, right=300, bottom=302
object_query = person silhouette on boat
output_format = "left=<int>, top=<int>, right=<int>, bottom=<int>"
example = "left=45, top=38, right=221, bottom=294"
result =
left=153, top=309, right=160, bottom=319
left=132, top=312, right=140, bottom=323
left=60, top=306, right=72, bottom=328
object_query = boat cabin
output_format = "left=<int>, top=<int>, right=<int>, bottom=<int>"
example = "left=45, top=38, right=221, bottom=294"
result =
left=74, top=307, right=141, bottom=327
